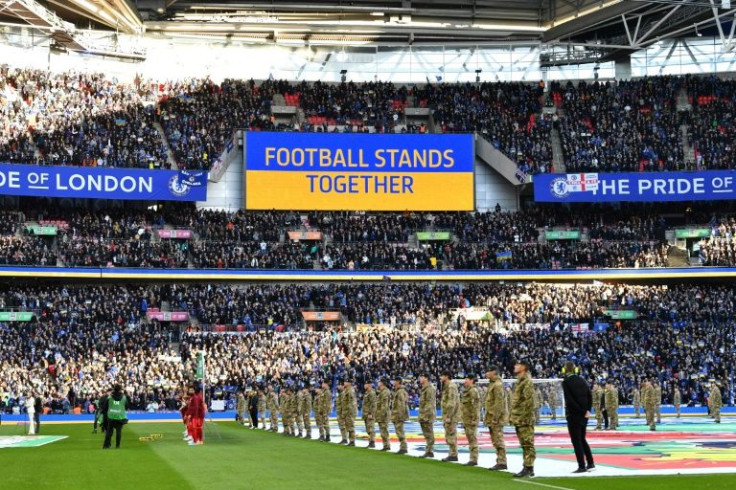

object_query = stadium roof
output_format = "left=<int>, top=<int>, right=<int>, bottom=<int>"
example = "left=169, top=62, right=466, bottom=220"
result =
left=1, top=1, right=735, bottom=63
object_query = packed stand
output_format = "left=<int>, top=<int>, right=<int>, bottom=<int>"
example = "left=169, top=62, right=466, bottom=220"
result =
left=552, top=77, right=686, bottom=172
left=0, top=66, right=170, bottom=169
left=685, top=76, right=736, bottom=170
left=0, top=282, right=733, bottom=414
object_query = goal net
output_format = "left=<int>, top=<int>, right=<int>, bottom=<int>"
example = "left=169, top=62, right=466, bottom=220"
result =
left=452, top=378, right=565, bottom=421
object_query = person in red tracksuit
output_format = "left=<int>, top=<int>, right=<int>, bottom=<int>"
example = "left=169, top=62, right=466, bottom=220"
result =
left=186, top=385, right=206, bottom=445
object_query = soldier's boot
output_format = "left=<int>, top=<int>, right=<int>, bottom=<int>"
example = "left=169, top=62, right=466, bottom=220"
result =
left=465, top=461, right=477, bottom=467
left=368, top=441, right=375, bottom=448
left=298, top=431, right=303, bottom=438
left=490, top=464, right=508, bottom=471
left=513, top=467, right=534, bottom=478
left=442, top=455, right=458, bottom=462
left=381, top=446, right=391, bottom=451
left=347, top=441, right=355, bottom=447
left=396, top=449, right=408, bottom=455
left=304, top=431, right=311, bottom=439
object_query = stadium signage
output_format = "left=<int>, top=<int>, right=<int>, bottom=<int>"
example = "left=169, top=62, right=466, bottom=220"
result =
left=545, top=230, right=580, bottom=240
left=157, top=229, right=193, bottom=239
left=534, top=171, right=736, bottom=202
left=0, top=312, right=34, bottom=321
left=675, top=229, right=711, bottom=239
left=301, top=311, right=341, bottom=321
left=146, top=311, right=189, bottom=322
left=245, top=132, right=474, bottom=211
left=416, top=232, right=452, bottom=241
left=25, top=225, right=57, bottom=236
left=288, top=231, right=323, bottom=240
left=0, top=164, right=207, bottom=202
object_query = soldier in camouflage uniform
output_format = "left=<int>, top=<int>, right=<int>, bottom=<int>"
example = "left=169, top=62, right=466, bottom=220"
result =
left=654, top=382, right=662, bottom=424
left=391, top=377, right=409, bottom=454
left=673, top=384, right=681, bottom=418
left=484, top=366, right=507, bottom=471
left=440, top=371, right=460, bottom=462
left=632, top=386, right=641, bottom=418
left=510, top=361, right=536, bottom=478
left=297, top=384, right=312, bottom=439
left=258, top=387, right=266, bottom=429
left=343, top=379, right=358, bottom=446
left=605, top=381, right=619, bottom=430
left=548, top=385, right=558, bottom=421
left=418, top=374, right=436, bottom=458
left=709, top=382, right=722, bottom=423
left=336, top=380, right=347, bottom=444
left=236, top=391, right=247, bottom=426
left=642, top=380, right=657, bottom=431
left=363, top=381, right=377, bottom=448
left=376, top=378, right=391, bottom=451
left=461, top=375, right=481, bottom=466
left=533, top=386, right=541, bottom=425
left=266, top=385, right=279, bottom=432
left=592, top=382, right=604, bottom=430
left=316, top=380, right=332, bottom=441
left=281, top=387, right=295, bottom=436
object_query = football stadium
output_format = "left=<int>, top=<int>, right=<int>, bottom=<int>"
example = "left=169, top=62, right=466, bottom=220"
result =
left=1, top=1, right=736, bottom=489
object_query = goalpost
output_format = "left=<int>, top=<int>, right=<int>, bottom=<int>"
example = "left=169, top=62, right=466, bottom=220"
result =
left=452, top=378, right=565, bottom=421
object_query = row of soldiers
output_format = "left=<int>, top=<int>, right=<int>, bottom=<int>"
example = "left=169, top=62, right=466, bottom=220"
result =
left=592, top=379, right=724, bottom=431
left=238, top=362, right=539, bottom=478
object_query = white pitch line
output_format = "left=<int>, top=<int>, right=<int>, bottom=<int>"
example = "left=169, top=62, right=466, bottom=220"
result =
left=514, top=479, right=576, bottom=490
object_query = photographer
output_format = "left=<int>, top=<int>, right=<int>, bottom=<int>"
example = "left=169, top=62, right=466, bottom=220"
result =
left=102, top=385, right=130, bottom=449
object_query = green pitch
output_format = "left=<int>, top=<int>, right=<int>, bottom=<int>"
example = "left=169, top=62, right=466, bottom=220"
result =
left=0, top=422, right=731, bottom=490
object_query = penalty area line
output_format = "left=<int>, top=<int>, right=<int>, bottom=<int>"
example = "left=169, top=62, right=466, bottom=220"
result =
left=514, top=480, right=576, bottom=490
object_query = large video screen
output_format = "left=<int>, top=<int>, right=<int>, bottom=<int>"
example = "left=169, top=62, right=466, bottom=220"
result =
left=245, top=132, right=474, bottom=211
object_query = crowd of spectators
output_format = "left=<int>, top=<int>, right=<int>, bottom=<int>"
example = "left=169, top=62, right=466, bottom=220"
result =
left=0, top=202, right=699, bottom=269
left=552, top=77, right=686, bottom=172
left=685, top=76, right=736, bottom=170
left=1, top=66, right=170, bottom=169
left=0, top=282, right=733, bottom=414
left=8, top=65, right=736, bottom=174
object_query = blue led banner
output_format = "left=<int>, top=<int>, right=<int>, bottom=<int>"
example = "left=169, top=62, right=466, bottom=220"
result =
left=0, top=164, right=207, bottom=201
left=535, top=171, right=736, bottom=202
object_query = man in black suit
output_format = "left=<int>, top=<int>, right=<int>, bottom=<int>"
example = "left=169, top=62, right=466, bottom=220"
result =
left=561, top=361, right=595, bottom=473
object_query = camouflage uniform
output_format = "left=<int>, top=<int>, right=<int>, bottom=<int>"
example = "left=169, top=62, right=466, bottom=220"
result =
left=632, top=388, right=641, bottom=418
left=709, top=384, right=722, bottom=423
left=510, top=372, right=536, bottom=469
left=461, top=384, right=481, bottom=464
left=592, top=385, right=604, bottom=429
left=605, top=384, right=619, bottom=430
left=484, top=378, right=507, bottom=466
left=236, top=392, right=247, bottom=426
left=643, top=384, right=657, bottom=430
left=362, top=387, right=377, bottom=446
left=548, top=386, right=558, bottom=421
left=654, top=383, right=662, bottom=424
left=673, top=387, right=681, bottom=418
left=391, top=385, right=409, bottom=452
left=376, top=385, right=391, bottom=450
left=441, top=380, right=460, bottom=458
left=343, top=384, right=357, bottom=444
left=418, top=382, right=437, bottom=455
left=266, top=389, right=279, bottom=432
left=258, top=391, right=266, bottom=428
left=297, top=388, right=312, bottom=438
left=281, top=391, right=295, bottom=436
left=316, top=386, right=332, bottom=441
left=336, top=386, right=347, bottom=442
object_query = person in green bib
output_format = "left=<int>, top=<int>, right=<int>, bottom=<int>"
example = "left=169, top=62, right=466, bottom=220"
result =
left=102, top=384, right=130, bottom=449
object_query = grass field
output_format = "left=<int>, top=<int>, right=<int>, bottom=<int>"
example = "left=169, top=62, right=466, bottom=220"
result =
left=1, top=422, right=733, bottom=490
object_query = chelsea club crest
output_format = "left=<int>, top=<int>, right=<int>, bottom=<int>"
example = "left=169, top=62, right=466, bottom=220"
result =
left=550, top=177, right=570, bottom=199
left=168, top=174, right=192, bottom=197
